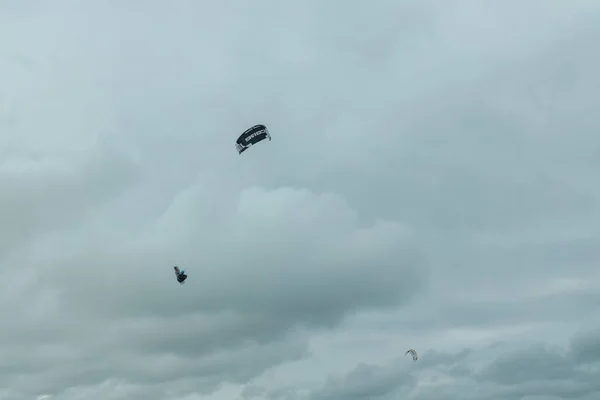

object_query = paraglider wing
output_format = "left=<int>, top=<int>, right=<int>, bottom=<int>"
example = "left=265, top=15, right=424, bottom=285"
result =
left=236, top=124, right=271, bottom=154
left=405, top=349, right=418, bottom=361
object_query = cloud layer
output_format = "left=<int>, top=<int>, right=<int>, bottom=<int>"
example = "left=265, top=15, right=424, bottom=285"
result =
left=1, top=0, right=599, bottom=399
left=259, top=328, right=600, bottom=400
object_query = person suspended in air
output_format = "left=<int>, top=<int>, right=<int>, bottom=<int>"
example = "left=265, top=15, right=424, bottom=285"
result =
left=174, top=266, right=187, bottom=284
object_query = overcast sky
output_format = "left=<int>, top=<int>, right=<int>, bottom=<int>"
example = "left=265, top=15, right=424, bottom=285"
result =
left=1, top=1, right=599, bottom=399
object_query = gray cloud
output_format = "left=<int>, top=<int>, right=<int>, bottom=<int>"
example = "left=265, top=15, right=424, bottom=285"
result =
left=1, top=181, right=423, bottom=399
left=1, top=0, right=599, bottom=399
left=262, top=328, right=600, bottom=400
left=0, top=146, right=140, bottom=257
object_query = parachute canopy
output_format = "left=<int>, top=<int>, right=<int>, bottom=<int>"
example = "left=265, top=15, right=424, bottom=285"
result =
left=236, top=124, right=271, bottom=154
left=405, top=349, right=418, bottom=361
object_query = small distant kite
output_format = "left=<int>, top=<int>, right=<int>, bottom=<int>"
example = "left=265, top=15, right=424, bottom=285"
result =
left=405, top=349, right=418, bottom=361
left=235, top=124, right=271, bottom=154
